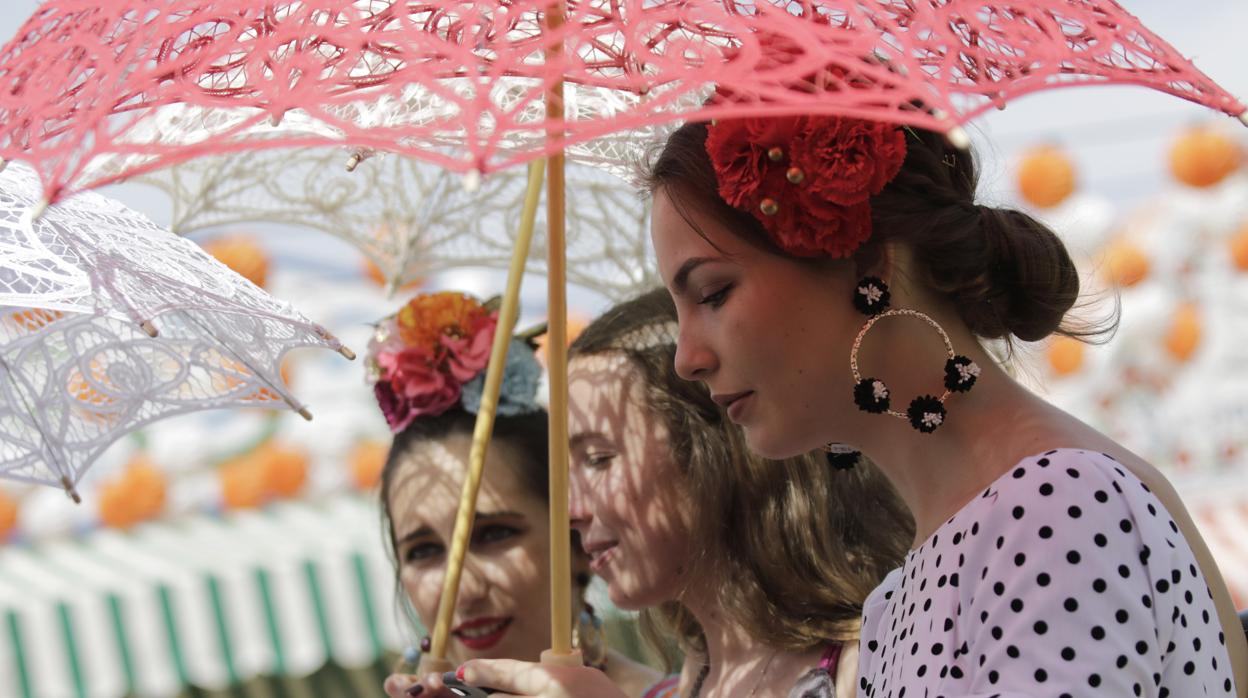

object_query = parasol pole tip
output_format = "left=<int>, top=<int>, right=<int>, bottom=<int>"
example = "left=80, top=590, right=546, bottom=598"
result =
left=1238, top=110, right=1248, bottom=128
left=540, top=648, right=584, bottom=667
left=0, top=157, right=7, bottom=174
left=337, top=345, right=357, bottom=361
left=946, top=125, right=971, bottom=151
left=140, top=320, right=159, bottom=338
left=60, top=475, right=81, bottom=504
left=31, top=199, right=49, bottom=221
left=462, top=169, right=482, bottom=193
left=346, top=152, right=363, bottom=172
left=296, top=405, right=313, bottom=421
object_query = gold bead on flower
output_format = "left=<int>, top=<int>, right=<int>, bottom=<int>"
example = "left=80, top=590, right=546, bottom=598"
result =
left=759, top=198, right=779, bottom=216
left=786, top=167, right=805, bottom=184
left=767, top=147, right=784, bottom=162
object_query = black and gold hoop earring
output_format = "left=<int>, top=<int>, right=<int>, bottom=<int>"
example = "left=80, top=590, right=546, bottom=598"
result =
left=849, top=278, right=980, bottom=434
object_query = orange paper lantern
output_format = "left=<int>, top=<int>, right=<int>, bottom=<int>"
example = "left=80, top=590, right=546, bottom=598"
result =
left=202, top=235, right=270, bottom=289
left=260, top=443, right=309, bottom=499
left=220, top=457, right=268, bottom=510
left=0, top=490, right=18, bottom=540
left=349, top=440, right=389, bottom=490
left=1047, top=336, right=1086, bottom=377
left=99, top=456, right=168, bottom=527
left=1229, top=223, right=1248, bottom=271
left=1016, top=145, right=1076, bottom=208
left=1101, top=239, right=1151, bottom=288
left=99, top=481, right=139, bottom=528
left=123, top=457, right=167, bottom=521
left=1168, top=126, right=1242, bottom=188
left=1164, top=303, right=1202, bottom=362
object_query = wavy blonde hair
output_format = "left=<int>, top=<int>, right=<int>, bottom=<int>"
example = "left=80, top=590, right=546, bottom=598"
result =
left=569, top=289, right=913, bottom=660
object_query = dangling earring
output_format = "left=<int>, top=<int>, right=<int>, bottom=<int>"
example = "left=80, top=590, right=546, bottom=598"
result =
left=850, top=277, right=980, bottom=434
left=572, top=602, right=609, bottom=671
left=822, top=443, right=859, bottom=470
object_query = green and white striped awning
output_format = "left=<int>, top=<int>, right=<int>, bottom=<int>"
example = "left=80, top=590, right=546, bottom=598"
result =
left=0, top=494, right=408, bottom=698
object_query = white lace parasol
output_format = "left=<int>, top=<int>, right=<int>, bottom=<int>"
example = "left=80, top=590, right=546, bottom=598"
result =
left=0, top=162, right=355, bottom=497
left=140, top=145, right=659, bottom=300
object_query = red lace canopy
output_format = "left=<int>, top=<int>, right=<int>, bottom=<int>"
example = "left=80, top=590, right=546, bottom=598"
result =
left=0, top=0, right=1242, bottom=203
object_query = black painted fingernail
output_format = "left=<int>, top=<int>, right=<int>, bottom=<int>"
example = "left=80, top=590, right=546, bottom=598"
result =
left=406, top=685, right=424, bottom=696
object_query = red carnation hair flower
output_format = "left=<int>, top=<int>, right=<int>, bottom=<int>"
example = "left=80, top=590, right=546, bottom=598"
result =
left=705, top=114, right=906, bottom=258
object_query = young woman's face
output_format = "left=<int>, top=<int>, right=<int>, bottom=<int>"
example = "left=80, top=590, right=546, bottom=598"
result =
left=567, top=353, right=695, bottom=610
left=650, top=187, right=860, bottom=458
left=387, top=433, right=552, bottom=663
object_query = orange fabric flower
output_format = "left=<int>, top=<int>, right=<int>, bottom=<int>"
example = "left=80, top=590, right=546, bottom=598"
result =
left=396, top=292, right=492, bottom=348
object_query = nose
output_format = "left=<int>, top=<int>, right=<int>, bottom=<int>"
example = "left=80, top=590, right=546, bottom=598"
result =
left=673, top=322, right=717, bottom=381
left=456, top=557, right=489, bottom=609
left=568, top=470, right=592, bottom=535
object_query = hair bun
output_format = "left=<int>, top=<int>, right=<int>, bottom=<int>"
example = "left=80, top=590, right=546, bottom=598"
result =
left=926, top=205, right=1079, bottom=342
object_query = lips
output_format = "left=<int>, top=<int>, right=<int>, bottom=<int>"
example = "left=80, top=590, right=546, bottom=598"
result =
left=711, top=390, right=752, bottom=408
left=583, top=540, right=620, bottom=574
left=452, top=616, right=513, bottom=651
left=713, top=390, right=754, bottom=422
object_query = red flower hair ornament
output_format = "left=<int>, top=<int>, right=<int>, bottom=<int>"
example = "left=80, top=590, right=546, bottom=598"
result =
left=705, top=115, right=907, bottom=258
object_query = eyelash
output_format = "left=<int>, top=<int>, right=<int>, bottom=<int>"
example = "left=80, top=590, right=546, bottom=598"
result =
left=403, top=524, right=523, bottom=564
left=585, top=451, right=616, bottom=469
left=698, top=283, right=733, bottom=308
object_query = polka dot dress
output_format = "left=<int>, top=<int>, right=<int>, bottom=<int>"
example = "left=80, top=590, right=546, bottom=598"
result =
left=858, top=449, right=1235, bottom=697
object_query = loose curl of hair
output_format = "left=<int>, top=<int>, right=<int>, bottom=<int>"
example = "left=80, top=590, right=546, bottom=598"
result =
left=569, top=289, right=913, bottom=660
left=644, top=121, right=1113, bottom=346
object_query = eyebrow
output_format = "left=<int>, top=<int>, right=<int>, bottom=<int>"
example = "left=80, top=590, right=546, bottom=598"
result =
left=671, top=256, right=717, bottom=295
left=569, top=430, right=608, bottom=451
left=397, top=511, right=526, bottom=545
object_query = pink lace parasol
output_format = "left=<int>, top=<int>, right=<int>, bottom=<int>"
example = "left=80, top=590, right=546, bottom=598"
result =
left=0, top=0, right=1243, bottom=204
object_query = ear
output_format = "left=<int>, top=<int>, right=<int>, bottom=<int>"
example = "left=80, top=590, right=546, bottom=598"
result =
left=852, top=241, right=898, bottom=286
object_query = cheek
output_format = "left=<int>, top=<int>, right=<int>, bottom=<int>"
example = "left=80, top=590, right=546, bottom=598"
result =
left=490, top=540, right=551, bottom=604
left=400, top=565, right=443, bottom=624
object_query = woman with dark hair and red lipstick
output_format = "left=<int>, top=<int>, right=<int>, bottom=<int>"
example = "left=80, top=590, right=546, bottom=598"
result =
left=371, top=292, right=659, bottom=698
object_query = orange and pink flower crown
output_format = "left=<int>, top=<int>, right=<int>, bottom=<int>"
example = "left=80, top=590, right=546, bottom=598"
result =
left=366, top=291, right=542, bottom=433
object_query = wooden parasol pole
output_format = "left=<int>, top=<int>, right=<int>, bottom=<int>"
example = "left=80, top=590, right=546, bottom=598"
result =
left=417, top=160, right=546, bottom=675
left=540, top=0, right=580, bottom=667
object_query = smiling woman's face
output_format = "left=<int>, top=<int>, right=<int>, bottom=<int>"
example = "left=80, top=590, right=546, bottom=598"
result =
left=567, top=353, right=695, bottom=610
left=386, top=432, right=552, bottom=663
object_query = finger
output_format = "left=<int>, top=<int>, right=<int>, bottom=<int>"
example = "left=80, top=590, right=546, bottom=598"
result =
left=383, top=673, right=417, bottom=698
left=460, top=659, right=549, bottom=695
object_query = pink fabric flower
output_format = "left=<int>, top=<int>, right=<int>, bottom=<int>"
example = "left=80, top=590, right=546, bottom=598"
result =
left=375, top=346, right=462, bottom=431
left=443, top=313, right=497, bottom=383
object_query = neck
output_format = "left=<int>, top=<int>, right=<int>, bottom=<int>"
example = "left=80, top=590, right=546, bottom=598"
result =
left=844, top=333, right=1064, bottom=547
left=679, top=586, right=779, bottom=695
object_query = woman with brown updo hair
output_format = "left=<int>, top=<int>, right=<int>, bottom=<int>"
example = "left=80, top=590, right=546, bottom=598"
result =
left=451, top=288, right=912, bottom=698
left=645, top=113, right=1248, bottom=697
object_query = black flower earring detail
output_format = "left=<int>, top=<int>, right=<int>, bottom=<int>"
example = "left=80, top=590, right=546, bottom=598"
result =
left=850, top=277, right=980, bottom=434
left=822, top=442, right=859, bottom=470
left=853, top=276, right=891, bottom=316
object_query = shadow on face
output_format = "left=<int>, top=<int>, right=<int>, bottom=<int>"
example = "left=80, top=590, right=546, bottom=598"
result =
left=568, top=353, right=696, bottom=610
left=386, top=433, right=554, bottom=663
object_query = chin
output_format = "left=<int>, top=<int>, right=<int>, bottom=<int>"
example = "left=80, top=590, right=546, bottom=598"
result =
left=742, top=423, right=812, bottom=460
left=605, top=581, right=664, bottom=612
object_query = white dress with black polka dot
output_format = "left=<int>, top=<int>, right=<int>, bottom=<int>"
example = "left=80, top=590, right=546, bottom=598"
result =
left=858, top=449, right=1236, bottom=697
